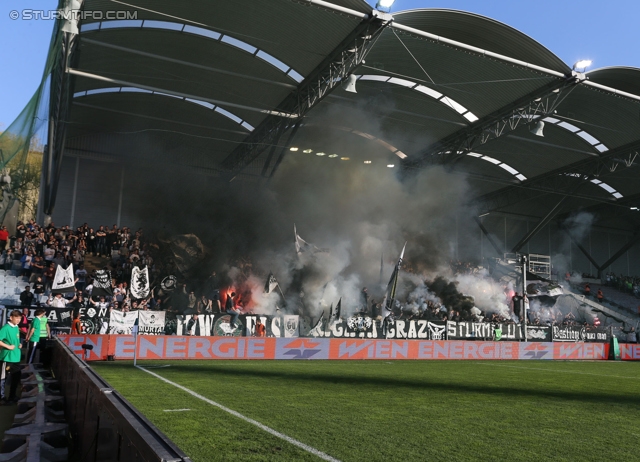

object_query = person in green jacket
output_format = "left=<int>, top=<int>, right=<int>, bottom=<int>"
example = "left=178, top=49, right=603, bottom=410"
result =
left=26, top=308, right=50, bottom=364
left=0, top=310, right=23, bottom=404
left=493, top=324, right=503, bottom=341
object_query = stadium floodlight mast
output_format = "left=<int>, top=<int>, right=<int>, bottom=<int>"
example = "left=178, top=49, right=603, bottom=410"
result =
left=572, top=59, right=592, bottom=71
left=375, top=0, right=396, bottom=12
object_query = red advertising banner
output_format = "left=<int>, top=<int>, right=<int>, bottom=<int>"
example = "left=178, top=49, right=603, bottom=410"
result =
left=620, top=344, right=640, bottom=360
left=58, top=336, right=634, bottom=361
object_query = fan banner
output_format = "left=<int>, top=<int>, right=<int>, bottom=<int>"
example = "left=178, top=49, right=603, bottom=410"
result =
left=138, top=311, right=166, bottom=335
left=131, top=266, right=150, bottom=299
left=51, top=264, right=75, bottom=294
left=108, top=310, right=139, bottom=335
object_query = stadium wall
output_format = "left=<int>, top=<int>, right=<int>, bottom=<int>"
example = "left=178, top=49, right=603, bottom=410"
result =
left=59, top=335, right=640, bottom=361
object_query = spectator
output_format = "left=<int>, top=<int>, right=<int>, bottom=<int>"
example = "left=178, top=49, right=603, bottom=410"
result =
left=0, top=226, right=8, bottom=250
left=0, top=310, right=22, bottom=404
left=254, top=318, right=266, bottom=337
left=596, top=288, right=604, bottom=303
left=75, top=264, right=88, bottom=291
left=19, top=286, right=34, bottom=307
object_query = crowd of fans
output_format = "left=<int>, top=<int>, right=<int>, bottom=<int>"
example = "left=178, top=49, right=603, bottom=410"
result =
left=0, top=222, right=633, bottom=334
left=604, top=272, right=640, bottom=298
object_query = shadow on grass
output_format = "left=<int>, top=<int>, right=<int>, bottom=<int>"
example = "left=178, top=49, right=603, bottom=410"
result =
left=94, top=362, right=640, bottom=408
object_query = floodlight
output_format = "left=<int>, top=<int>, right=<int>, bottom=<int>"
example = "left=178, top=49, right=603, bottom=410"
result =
left=531, top=120, right=545, bottom=137
left=303, top=149, right=313, bottom=153
left=364, top=160, right=372, bottom=164
left=289, top=147, right=299, bottom=152
left=316, top=152, right=326, bottom=156
left=344, top=74, right=358, bottom=93
left=572, top=59, right=592, bottom=70
left=386, top=164, right=395, bottom=168
left=328, top=154, right=338, bottom=158
left=341, top=157, right=350, bottom=160
left=376, top=0, right=396, bottom=9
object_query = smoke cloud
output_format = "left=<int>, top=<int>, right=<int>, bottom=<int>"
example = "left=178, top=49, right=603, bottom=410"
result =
left=119, top=101, right=486, bottom=318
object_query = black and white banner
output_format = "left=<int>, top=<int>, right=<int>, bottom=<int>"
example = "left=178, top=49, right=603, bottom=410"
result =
left=174, top=314, right=302, bottom=338
left=5, top=306, right=73, bottom=334
left=92, top=269, right=113, bottom=297
left=160, top=275, right=177, bottom=292
left=79, top=305, right=110, bottom=334
left=526, top=326, right=552, bottom=342
left=52, top=264, right=75, bottom=294
left=131, top=266, right=150, bottom=299
left=138, top=311, right=166, bottom=335
left=552, top=326, right=610, bottom=343
left=446, top=321, right=525, bottom=341
left=108, top=310, right=139, bottom=335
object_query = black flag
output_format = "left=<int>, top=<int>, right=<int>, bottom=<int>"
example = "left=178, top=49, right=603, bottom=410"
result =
left=92, top=269, right=113, bottom=297
left=331, top=298, right=342, bottom=322
left=264, top=272, right=278, bottom=294
left=382, top=243, right=406, bottom=312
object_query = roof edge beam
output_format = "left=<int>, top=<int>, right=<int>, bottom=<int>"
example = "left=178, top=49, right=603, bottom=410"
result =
left=391, top=22, right=566, bottom=78
left=66, top=68, right=297, bottom=118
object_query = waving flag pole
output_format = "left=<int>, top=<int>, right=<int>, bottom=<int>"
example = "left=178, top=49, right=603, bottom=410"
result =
left=382, top=242, right=406, bottom=312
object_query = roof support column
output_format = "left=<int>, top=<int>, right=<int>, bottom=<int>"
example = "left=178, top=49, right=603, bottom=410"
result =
left=560, top=227, right=601, bottom=274
left=597, top=232, right=640, bottom=278
left=474, top=216, right=503, bottom=257
left=512, top=180, right=585, bottom=253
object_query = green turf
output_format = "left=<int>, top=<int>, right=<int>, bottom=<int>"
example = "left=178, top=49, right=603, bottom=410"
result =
left=91, top=360, right=640, bottom=462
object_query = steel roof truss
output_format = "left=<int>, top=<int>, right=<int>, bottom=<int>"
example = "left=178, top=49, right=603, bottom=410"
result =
left=406, top=75, right=582, bottom=168
left=220, top=15, right=393, bottom=179
left=476, top=138, right=640, bottom=213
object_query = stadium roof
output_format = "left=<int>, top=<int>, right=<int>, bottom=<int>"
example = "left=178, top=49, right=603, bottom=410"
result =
left=48, top=0, right=640, bottom=233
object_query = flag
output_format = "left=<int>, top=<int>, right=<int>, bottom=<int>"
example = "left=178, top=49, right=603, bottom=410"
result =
left=294, top=224, right=328, bottom=255
left=52, top=264, right=75, bottom=294
left=160, top=275, right=178, bottom=292
left=330, top=298, right=342, bottom=322
left=131, top=266, right=150, bottom=299
left=92, top=269, right=113, bottom=297
left=264, top=272, right=278, bottom=294
left=382, top=243, right=406, bottom=311
left=309, top=312, right=325, bottom=337
left=294, top=224, right=311, bottom=254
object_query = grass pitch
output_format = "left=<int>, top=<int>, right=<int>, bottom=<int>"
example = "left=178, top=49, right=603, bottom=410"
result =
left=91, top=360, right=640, bottom=461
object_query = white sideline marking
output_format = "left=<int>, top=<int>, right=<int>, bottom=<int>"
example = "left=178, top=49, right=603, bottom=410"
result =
left=163, top=409, right=191, bottom=412
left=137, top=366, right=341, bottom=462
left=488, top=364, right=640, bottom=380
left=144, top=365, right=171, bottom=369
